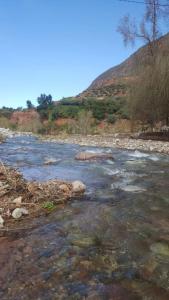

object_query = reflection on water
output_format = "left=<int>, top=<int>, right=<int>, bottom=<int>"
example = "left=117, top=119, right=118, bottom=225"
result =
left=0, top=136, right=169, bottom=299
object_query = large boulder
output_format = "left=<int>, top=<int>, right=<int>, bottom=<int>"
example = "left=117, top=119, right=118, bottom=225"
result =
left=72, top=181, right=86, bottom=194
left=75, top=152, right=114, bottom=161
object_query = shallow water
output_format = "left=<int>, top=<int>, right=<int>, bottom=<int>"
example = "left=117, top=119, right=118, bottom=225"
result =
left=0, top=136, right=169, bottom=299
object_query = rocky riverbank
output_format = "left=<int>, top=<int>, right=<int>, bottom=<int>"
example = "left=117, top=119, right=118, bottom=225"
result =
left=42, top=134, right=169, bottom=155
left=1, top=127, right=169, bottom=155
left=0, top=163, right=85, bottom=232
left=0, top=127, right=33, bottom=139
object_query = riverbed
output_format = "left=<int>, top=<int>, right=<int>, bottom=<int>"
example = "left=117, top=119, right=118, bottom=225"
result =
left=0, top=136, right=169, bottom=299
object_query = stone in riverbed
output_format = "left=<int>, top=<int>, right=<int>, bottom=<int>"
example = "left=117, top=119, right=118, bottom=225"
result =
left=59, top=184, right=70, bottom=193
left=12, top=208, right=29, bottom=219
left=75, top=152, right=114, bottom=161
left=44, top=158, right=60, bottom=165
left=72, top=181, right=86, bottom=194
left=13, top=196, right=22, bottom=205
left=70, top=235, right=94, bottom=247
left=150, top=242, right=169, bottom=258
left=0, top=215, right=4, bottom=228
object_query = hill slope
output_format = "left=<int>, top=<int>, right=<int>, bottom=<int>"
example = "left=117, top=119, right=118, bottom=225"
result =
left=79, top=33, right=169, bottom=98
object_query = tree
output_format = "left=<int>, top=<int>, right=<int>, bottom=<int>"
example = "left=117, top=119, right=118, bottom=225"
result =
left=26, top=100, right=34, bottom=109
left=117, top=0, right=167, bottom=57
left=129, top=55, right=169, bottom=128
left=117, top=0, right=169, bottom=128
left=37, top=94, right=53, bottom=110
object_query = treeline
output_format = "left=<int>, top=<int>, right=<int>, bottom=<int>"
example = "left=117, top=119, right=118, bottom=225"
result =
left=25, top=94, right=128, bottom=123
left=0, top=93, right=128, bottom=135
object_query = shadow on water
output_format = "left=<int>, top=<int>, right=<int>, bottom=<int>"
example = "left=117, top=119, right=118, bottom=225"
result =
left=0, top=136, right=169, bottom=299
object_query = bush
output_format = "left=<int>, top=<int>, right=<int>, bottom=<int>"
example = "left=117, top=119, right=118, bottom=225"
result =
left=107, top=114, right=116, bottom=124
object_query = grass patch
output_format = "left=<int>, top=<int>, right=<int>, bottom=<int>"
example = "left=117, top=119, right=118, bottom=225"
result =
left=42, top=201, right=56, bottom=211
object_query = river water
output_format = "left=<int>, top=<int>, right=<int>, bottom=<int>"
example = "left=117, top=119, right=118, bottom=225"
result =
left=0, top=136, right=169, bottom=300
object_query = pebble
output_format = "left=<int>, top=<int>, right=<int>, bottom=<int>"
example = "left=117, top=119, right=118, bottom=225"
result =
left=13, top=196, right=22, bottom=205
left=0, top=215, right=4, bottom=228
left=12, top=208, right=29, bottom=219
left=59, top=184, right=70, bottom=193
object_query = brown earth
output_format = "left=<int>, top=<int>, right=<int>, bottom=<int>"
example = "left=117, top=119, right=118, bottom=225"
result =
left=10, top=110, right=40, bottom=126
left=79, top=33, right=169, bottom=99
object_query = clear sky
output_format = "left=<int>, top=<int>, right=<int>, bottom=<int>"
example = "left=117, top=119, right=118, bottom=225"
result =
left=0, top=0, right=166, bottom=108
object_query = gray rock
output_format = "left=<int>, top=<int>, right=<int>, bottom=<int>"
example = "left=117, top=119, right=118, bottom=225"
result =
left=72, top=181, right=86, bottom=194
left=12, top=208, right=29, bottom=219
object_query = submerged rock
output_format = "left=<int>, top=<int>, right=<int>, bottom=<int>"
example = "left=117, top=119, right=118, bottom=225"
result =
left=44, top=158, right=60, bottom=165
left=70, top=235, right=94, bottom=247
left=150, top=242, right=169, bottom=258
left=12, top=208, right=29, bottom=219
left=75, top=151, right=114, bottom=161
left=72, top=181, right=86, bottom=194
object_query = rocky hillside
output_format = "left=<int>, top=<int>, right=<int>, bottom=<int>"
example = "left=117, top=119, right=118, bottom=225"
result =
left=79, top=33, right=169, bottom=98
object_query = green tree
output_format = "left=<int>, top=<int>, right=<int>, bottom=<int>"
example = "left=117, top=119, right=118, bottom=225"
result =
left=37, top=94, right=53, bottom=110
left=26, top=100, right=34, bottom=109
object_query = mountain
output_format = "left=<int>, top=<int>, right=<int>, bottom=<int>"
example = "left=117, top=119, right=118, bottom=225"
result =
left=79, top=33, right=169, bottom=99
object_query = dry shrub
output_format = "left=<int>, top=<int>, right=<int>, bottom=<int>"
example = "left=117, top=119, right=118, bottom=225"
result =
left=69, top=110, right=95, bottom=135
left=18, top=118, right=43, bottom=133
left=0, top=117, right=11, bottom=129
left=103, top=119, right=132, bottom=134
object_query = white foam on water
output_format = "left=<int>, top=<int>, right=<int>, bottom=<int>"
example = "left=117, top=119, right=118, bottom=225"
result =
left=111, top=183, right=146, bottom=192
left=103, top=167, right=120, bottom=176
left=85, top=149, right=103, bottom=154
left=149, top=155, right=159, bottom=161
left=105, top=149, right=112, bottom=153
left=125, top=160, right=146, bottom=165
left=86, top=149, right=112, bottom=154
left=129, top=150, right=149, bottom=158
left=106, top=160, right=115, bottom=165
left=121, top=185, right=146, bottom=192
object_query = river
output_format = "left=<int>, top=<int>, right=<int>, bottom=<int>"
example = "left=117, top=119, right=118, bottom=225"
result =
left=0, top=136, right=169, bottom=299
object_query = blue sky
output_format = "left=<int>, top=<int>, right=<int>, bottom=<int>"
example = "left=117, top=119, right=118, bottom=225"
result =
left=0, top=0, right=166, bottom=108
